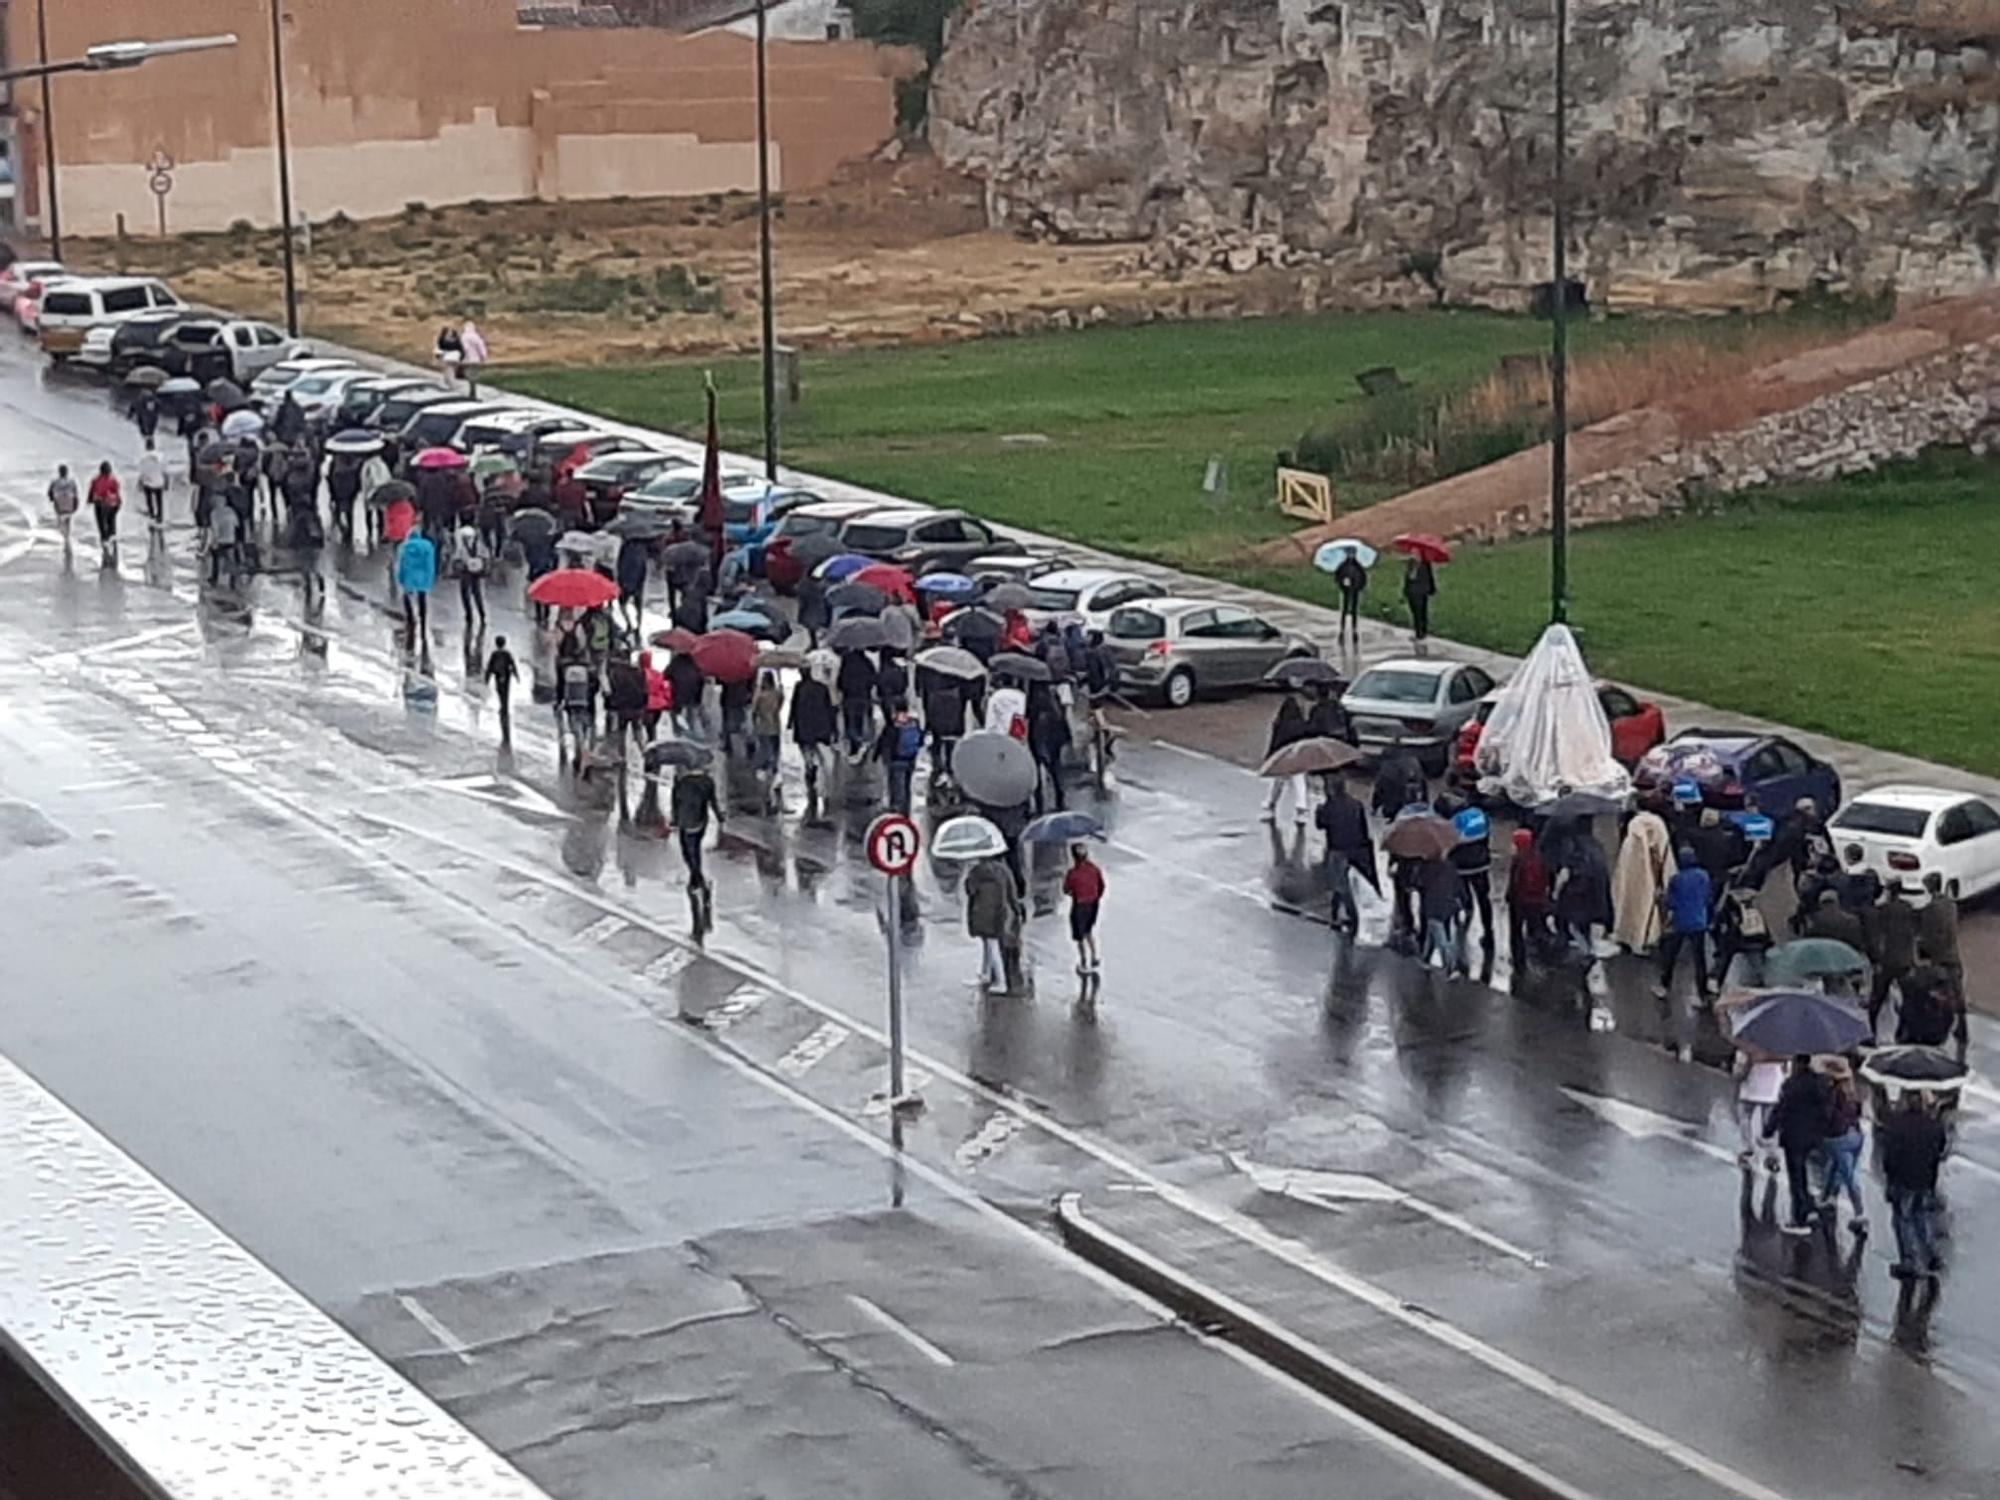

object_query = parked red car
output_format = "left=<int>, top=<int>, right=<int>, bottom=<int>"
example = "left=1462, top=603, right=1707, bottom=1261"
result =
left=1454, top=682, right=1665, bottom=779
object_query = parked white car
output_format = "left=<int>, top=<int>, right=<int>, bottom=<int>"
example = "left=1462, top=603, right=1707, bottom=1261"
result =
left=37, top=275, right=183, bottom=358
left=251, top=356, right=359, bottom=406
left=1830, top=785, right=2000, bottom=900
left=1023, top=567, right=1170, bottom=632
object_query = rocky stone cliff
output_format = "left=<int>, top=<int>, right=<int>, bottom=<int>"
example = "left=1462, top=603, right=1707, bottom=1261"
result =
left=930, top=0, right=2000, bottom=310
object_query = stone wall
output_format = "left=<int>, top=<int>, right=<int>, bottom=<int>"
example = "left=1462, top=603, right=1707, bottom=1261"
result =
left=1544, top=339, right=2000, bottom=536
left=932, top=0, right=2000, bottom=312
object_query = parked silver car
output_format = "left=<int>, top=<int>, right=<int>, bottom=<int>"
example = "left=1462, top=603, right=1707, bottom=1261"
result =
left=1105, top=598, right=1317, bottom=707
left=1341, top=657, right=1499, bottom=772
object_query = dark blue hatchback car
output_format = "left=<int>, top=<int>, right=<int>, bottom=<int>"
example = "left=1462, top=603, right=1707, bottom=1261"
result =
left=1634, top=729, right=1842, bottom=817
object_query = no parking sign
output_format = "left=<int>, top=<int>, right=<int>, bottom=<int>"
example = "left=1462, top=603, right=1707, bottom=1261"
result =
left=866, top=813, right=921, bottom=878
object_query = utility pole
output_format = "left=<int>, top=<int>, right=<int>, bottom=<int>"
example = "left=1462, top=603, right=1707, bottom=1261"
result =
left=1548, top=0, right=1570, bottom=626
left=35, top=0, right=60, bottom=259
left=268, top=0, right=300, bottom=335
left=754, top=0, right=779, bottom=481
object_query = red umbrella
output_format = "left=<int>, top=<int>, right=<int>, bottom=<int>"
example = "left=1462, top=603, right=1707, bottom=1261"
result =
left=414, top=446, right=469, bottom=471
left=383, top=498, right=416, bottom=543
left=852, top=562, right=916, bottom=602
left=648, top=627, right=701, bottom=653
left=1392, top=533, right=1453, bottom=565
left=691, top=628, right=759, bottom=684
left=528, top=568, right=620, bottom=610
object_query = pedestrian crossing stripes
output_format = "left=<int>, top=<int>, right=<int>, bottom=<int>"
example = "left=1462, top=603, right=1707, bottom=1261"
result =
left=953, top=1111, right=1027, bottom=1171
left=775, top=1021, right=849, bottom=1079
left=696, top=984, right=769, bottom=1034
left=640, top=947, right=695, bottom=984
left=571, top=915, right=626, bottom=947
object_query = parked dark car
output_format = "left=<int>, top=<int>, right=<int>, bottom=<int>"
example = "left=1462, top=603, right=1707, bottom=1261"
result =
left=576, top=451, right=688, bottom=523
left=836, top=507, right=1020, bottom=572
left=333, top=376, right=438, bottom=432
left=1634, top=729, right=1842, bottom=817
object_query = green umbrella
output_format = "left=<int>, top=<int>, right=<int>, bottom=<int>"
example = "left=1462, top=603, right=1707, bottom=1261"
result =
left=1764, top=938, right=1869, bottom=987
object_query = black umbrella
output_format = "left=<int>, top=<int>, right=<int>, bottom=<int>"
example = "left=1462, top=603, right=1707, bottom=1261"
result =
left=1264, top=657, right=1344, bottom=689
left=662, top=539, right=708, bottom=570
left=644, top=739, right=714, bottom=772
left=952, top=730, right=1038, bottom=806
left=373, top=479, right=417, bottom=506
left=982, top=581, right=1039, bottom=612
left=915, top=646, right=987, bottom=681
left=946, top=606, right=1005, bottom=641
left=878, top=609, right=918, bottom=652
left=827, top=581, right=889, bottom=616
left=194, top=440, right=232, bottom=470
left=510, top=507, right=559, bottom=542
left=787, top=533, right=843, bottom=568
left=1860, top=1045, right=1970, bottom=1093
left=988, top=651, right=1053, bottom=683
left=207, top=378, right=246, bottom=410
left=1532, top=789, right=1625, bottom=821
left=828, top=616, right=893, bottom=652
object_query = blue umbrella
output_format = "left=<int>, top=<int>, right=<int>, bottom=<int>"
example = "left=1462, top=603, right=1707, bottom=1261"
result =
left=916, top=571, right=979, bottom=598
left=817, top=554, right=873, bottom=581
left=1314, top=538, right=1378, bottom=571
left=711, top=608, right=786, bottom=641
left=1023, top=810, right=1105, bottom=845
left=1726, top=990, right=1871, bottom=1057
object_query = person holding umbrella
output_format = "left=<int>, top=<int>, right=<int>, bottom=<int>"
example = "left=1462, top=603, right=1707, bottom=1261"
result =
left=837, top=648, right=877, bottom=757
left=965, top=855, right=1024, bottom=993
left=616, top=534, right=650, bottom=628
left=874, top=702, right=925, bottom=814
left=1261, top=694, right=1311, bottom=825
left=1880, top=1094, right=1948, bottom=1281
left=789, top=667, right=837, bottom=802
left=1762, top=1054, right=1835, bottom=1234
left=922, top=668, right=967, bottom=778
left=1316, top=775, right=1378, bottom=934
left=1028, top=687, right=1072, bottom=814
left=1334, top=548, right=1369, bottom=644
left=1402, top=552, right=1437, bottom=641
left=396, top=528, right=438, bottom=647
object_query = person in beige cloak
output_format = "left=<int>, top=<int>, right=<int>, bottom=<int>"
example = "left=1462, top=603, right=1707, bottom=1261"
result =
left=1612, top=801, right=1672, bottom=952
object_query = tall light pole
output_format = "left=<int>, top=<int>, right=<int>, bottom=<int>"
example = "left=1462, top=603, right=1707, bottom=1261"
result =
left=1548, top=0, right=1570, bottom=626
left=753, top=0, right=779, bottom=481
left=268, top=0, right=300, bottom=336
left=35, top=0, right=59, bottom=259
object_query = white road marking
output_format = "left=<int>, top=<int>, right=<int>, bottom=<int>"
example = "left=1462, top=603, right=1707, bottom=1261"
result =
left=0, top=494, right=45, bottom=569
left=395, top=1293, right=474, bottom=1366
left=698, top=984, right=768, bottom=1033
left=67, top=621, right=202, bottom=662
left=775, top=1021, right=849, bottom=1079
left=58, top=777, right=142, bottom=795
left=641, top=947, right=696, bottom=984
left=1559, top=1087, right=1741, bottom=1165
left=572, top=915, right=626, bottom=947
left=954, top=1111, right=1027, bottom=1171
left=845, top=1294, right=955, bottom=1366
left=1230, top=1155, right=1547, bottom=1268
left=339, top=812, right=1945, bottom=1492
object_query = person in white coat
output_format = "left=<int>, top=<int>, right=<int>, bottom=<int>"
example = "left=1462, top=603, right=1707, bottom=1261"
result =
left=1612, top=800, right=1672, bottom=952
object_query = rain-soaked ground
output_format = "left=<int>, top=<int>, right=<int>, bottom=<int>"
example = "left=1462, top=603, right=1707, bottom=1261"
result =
left=3, top=337, right=1999, bottom=1499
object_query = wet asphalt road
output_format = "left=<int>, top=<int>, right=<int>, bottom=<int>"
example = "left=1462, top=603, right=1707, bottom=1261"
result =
left=3, top=338, right=2000, bottom=1499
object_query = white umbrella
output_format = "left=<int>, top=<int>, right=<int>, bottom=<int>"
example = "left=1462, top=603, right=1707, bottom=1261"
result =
left=221, top=409, right=265, bottom=440
left=1313, top=538, right=1378, bottom=571
left=930, top=815, right=1007, bottom=862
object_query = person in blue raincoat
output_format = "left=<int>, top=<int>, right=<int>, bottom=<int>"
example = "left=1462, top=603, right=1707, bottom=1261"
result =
left=397, top=530, right=438, bottom=644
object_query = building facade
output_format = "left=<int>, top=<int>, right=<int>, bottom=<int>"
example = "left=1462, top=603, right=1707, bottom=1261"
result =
left=0, top=0, right=908, bottom=238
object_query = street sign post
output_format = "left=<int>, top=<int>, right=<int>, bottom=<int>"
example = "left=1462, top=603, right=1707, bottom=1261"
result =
left=146, top=148, right=173, bottom=236
left=865, top=813, right=922, bottom=1112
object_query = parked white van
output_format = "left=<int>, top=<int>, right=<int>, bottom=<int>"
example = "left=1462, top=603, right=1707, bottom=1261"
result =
left=37, top=276, right=183, bottom=359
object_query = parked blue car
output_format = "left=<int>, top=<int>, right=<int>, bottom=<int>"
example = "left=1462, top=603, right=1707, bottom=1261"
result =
left=1634, top=729, right=1841, bottom=818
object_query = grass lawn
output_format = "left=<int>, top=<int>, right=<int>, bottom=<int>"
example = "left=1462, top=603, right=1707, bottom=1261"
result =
left=497, top=309, right=1627, bottom=569
left=1234, top=451, right=2000, bottom=776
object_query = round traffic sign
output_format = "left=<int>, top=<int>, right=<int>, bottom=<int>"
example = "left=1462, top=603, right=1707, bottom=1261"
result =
left=148, top=170, right=174, bottom=197
left=866, top=813, right=921, bottom=877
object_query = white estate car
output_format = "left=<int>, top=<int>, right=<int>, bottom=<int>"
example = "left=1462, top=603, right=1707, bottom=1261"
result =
left=1830, top=785, right=2000, bottom=900
left=37, top=275, right=183, bottom=358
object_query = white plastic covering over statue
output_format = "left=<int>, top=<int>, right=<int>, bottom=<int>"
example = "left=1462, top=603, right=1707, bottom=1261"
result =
left=1473, top=624, right=1632, bottom=808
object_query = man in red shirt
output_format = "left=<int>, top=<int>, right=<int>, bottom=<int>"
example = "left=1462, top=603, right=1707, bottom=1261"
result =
left=1062, top=843, right=1106, bottom=977
left=87, top=461, right=123, bottom=564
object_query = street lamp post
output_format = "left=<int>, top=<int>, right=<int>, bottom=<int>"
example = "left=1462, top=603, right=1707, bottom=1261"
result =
left=267, top=0, right=300, bottom=336
left=753, top=0, right=779, bottom=481
left=0, top=30, right=239, bottom=258
left=1548, top=0, right=1571, bottom=626
left=35, top=0, right=60, bottom=260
